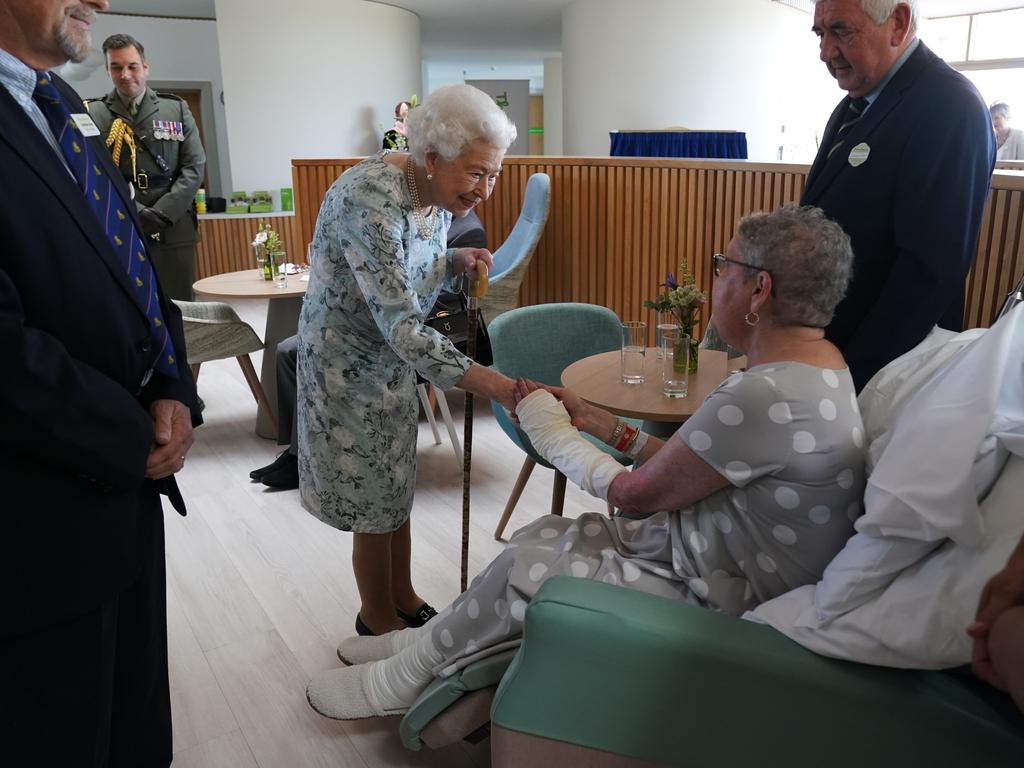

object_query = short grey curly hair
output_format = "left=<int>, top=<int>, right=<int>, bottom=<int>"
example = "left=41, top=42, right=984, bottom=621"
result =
left=814, top=0, right=918, bottom=35
left=406, top=85, right=517, bottom=164
left=991, top=102, right=1011, bottom=121
left=735, top=205, right=853, bottom=328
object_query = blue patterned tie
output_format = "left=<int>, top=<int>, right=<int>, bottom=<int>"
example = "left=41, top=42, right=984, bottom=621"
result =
left=32, top=72, right=178, bottom=379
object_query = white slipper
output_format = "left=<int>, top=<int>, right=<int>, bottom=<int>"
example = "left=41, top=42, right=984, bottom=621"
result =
left=306, top=663, right=409, bottom=720
left=337, top=631, right=402, bottom=666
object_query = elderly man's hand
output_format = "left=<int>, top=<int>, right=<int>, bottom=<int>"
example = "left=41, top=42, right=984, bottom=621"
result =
left=145, top=399, right=194, bottom=479
left=967, top=545, right=1024, bottom=689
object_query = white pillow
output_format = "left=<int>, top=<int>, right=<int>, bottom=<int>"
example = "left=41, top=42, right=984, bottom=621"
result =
left=816, top=310, right=1024, bottom=618
left=858, top=326, right=983, bottom=473
left=747, top=453, right=1024, bottom=668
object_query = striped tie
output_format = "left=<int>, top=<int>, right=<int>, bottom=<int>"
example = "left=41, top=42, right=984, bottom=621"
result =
left=827, top=97, right=869, bottom=159
left=33, top=73, right=178, bottom=380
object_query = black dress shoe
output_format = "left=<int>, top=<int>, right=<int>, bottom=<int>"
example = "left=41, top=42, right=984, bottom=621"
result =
left=250, top=450, right=295, bottom=481
left=396, top=603, right=438, bottom=628
left=261, top=453, right=299, bottom=490
left=355, top=613, right=377, bottom=636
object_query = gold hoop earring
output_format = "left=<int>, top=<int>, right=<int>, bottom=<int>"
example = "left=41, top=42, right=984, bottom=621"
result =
left=744, top=311, right=760, bottom=327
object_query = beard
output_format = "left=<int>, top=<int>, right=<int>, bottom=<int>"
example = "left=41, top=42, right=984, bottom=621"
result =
left=56, top=13, right=93, bottom=64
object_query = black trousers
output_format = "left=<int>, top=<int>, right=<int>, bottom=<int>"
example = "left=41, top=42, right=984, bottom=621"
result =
left=0, top=510, right=172, bottom=768
left=277, top=333, right=299, bottom=452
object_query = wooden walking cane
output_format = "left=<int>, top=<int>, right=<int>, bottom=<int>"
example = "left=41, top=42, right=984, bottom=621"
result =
left=461, top=261, right=489, bottom=591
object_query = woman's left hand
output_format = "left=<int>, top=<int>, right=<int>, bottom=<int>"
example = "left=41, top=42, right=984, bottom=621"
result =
left=453, top=248, right=494, bottom=278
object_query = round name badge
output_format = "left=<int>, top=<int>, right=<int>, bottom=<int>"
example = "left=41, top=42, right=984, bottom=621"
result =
left=848, top=142, right=870, bottom=167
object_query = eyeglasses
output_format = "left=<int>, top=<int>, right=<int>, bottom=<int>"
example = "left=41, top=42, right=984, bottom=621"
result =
left=711, top=253, right=772, bottom=278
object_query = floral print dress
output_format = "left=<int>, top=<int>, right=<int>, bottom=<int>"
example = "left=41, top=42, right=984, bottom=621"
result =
left=296, top=153, right=471, bottom=533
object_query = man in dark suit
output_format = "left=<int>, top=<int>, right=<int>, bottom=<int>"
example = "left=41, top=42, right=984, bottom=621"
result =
left=802, top=0, right=994, bottom=390
left=251, top=209, right=489, bottom=489
left=0, top=1, right=200, bottom=765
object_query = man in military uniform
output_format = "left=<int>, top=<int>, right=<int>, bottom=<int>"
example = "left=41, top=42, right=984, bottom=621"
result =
left=87, top=33, right=205, bottom=301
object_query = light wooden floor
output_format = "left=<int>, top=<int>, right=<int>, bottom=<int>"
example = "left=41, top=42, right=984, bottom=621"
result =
left=167, top=299, right=603, bottom=768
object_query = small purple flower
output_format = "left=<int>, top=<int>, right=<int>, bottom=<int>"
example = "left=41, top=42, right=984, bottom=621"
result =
left=660, top=272, right=678, bottom=290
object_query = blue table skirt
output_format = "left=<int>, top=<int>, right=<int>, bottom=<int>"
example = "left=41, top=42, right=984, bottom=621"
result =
left=610, top=131, right=748, bottom=159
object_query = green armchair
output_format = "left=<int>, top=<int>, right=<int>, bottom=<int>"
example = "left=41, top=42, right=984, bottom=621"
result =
left=402, top=577, right=1024, bottom=766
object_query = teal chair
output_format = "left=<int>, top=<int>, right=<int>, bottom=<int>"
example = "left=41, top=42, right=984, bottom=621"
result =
left=479, top=172, right=550, bottom=320
left=487, top=302, right=639, bottom=540
left=400, top=577, right=1024, bottom=762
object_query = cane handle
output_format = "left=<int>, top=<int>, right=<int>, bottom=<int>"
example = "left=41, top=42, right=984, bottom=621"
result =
left=469, top=260, right=489, bottom=299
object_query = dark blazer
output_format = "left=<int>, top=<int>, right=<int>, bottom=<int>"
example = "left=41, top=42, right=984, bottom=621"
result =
left=801, top=41, right=995, bottom=390
left=0, top=73, right=200, bottom=636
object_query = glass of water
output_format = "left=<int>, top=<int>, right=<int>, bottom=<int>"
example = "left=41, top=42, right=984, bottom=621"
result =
left=620, top=321, right=647, bottom=384
left=660, top=327, right=689, bottom=398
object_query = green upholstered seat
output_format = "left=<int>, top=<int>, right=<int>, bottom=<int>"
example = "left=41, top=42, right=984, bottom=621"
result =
left=488, top=577, right=1024, bottom=767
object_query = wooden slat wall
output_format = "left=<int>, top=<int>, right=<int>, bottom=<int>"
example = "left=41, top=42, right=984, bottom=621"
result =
left=290, top=156, right=1024, bottom=339
left=194, top=214, right=303, bottom=279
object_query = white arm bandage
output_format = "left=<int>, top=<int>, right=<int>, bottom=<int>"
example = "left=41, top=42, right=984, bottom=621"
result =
left=515, top=390, right=628, bottom=501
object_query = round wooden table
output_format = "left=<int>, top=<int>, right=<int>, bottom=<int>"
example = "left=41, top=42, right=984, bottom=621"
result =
left=561, top=348, right=742, bottom=425
left=193, top=269, right=308, bottom=438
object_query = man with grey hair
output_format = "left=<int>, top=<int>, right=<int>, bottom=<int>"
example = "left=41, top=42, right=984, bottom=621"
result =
left=802, top=0, right=994, bottom=390
left=0, top=1, right=198, bottom=765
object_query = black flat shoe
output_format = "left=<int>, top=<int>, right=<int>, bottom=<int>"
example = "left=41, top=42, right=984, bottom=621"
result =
left=354, top=613, right=377, bottom=636
left=261, top=453, right=299, bottom=490
left=251, top=450, right=297, bottom=483
left=396, top=603, right=438, bottom=628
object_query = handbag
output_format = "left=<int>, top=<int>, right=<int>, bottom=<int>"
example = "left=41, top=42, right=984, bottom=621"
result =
left=425, top=290, right=493, bottom=366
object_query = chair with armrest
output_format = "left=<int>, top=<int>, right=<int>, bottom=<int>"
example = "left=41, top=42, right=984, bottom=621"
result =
left=173, top=299, right=277, bottom=438
left=486, top=302, right=640, bottom=540
left=478, top=172, right=550, bottom=321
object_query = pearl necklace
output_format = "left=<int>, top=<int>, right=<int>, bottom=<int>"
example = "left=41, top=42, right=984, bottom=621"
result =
left=405, top=156, right=436, bottom=240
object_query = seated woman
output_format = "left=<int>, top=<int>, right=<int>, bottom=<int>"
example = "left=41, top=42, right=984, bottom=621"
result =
left=306, top=204, right=866, bottom=719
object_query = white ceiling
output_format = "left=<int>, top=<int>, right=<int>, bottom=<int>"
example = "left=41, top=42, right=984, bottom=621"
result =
left=105, top=0, right=1024, bottom=60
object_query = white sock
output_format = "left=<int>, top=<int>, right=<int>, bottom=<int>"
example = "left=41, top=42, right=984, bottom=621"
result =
left=364, top=632, right=445, bottom=712
left=337, top=624, right=425, bottom=665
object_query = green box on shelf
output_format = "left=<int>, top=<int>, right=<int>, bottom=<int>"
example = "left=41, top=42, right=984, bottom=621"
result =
left=226, top=191, right=249, bottom=214
left=280, top=187, right=294, bottom=211
left=249, top=190, right=273, bottom=213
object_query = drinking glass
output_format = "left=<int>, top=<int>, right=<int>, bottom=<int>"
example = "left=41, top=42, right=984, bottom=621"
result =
left=661, top=327, right=689, bottom=398
left=254, top=245, right=265, bottom=278
left=620, top=321, right=646, bottom=384
left=655, top=314, right=677, bottom=360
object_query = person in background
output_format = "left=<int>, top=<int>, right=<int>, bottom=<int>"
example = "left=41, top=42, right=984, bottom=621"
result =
left=0, top=1, right=200, bottom=764
left=802, top=0, right=994, bottom=391
left=990, top=102, right=1024, bottom=162
left=296, top=84, right=522, bottom=640
left=87, top=33, right=206, bottom=301
left=383, top=99, right=411, bottom=150
left=304, top=205, right=866, bottom=721
left=250, top=208, right=488, bottom=490
left=968, top=532, right=1024, bottom=714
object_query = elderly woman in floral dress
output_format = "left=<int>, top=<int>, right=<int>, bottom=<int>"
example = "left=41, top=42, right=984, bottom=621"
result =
left=296, top=85, right=519, bottom=639
left=306, top=204, right=869, bottom=721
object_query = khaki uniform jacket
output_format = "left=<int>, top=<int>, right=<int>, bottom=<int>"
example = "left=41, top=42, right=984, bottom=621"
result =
left=87, top=87, right=205, bottom=247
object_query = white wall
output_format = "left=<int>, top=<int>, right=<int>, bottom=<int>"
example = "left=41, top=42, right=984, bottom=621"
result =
left=544, top=56, right=563, bottom=155
left=58, top=15, right=232, bottom=196
left=562, top=0, right=839, bottom=161
left=215, top=0, right=421, bottom=192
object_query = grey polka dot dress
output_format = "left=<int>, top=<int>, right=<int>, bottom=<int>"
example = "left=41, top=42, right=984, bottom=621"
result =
left=427, top=362, right=865, bottom=678
left=296, top=154, right=471, bottom=534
